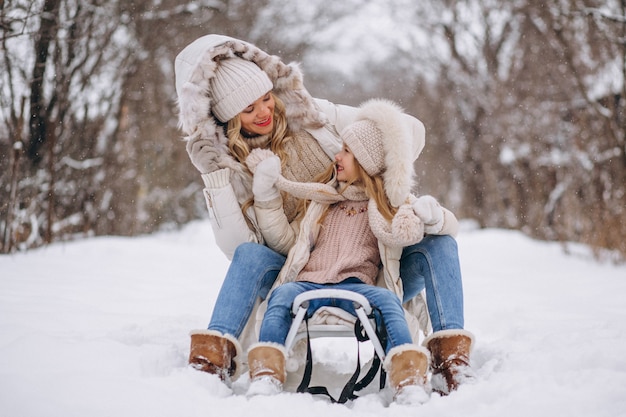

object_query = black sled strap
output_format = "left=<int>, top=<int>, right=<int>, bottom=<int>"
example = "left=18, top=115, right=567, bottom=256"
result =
left=296, top=314, right=385, bottom=403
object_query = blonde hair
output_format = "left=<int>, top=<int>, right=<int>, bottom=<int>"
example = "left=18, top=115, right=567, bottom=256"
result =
left=357, top=164, right=397, bottom=221
left=224, top=93, right=291, bottom=227
left=226, top=93, right=290, bottom=167
left=299, top=158, right=397, bottom=225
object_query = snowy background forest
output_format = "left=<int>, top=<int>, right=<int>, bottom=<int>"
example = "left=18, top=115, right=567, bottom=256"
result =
left=1, top=0, right=625, bottom=260
left=1, top=1, right=626, bottom=415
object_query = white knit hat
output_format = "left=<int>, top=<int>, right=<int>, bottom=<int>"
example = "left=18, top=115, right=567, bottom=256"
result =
left=342, top=119, right=385, bottom=176
left=340, top=99, right=415, bottom=207
left=209, top=57, right=273, bottom=122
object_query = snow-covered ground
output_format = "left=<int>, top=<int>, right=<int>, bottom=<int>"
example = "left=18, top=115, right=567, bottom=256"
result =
left=1, top=220, right=625, bottom=417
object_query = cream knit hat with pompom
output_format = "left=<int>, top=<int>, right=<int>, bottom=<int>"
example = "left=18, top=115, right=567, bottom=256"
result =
left=341, top=119, right=386, bottom=176
left=209, top=57, right=273, bottom=122
left=340, top=99, right=415, bottom=207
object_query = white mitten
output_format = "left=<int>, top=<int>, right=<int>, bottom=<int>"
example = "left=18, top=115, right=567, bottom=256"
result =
left=246, top=148, right=277, bottom=174
left=252, top=155, right=281, bottom=202
left=412, top=195, right=444, bottom=234
left=185, top=136, right=219, bottom=174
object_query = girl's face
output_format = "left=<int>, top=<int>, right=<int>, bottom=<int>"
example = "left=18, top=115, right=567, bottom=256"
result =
left=335, top=144, right=359, bottom=183
left=239, top=92, right=275, bottom=136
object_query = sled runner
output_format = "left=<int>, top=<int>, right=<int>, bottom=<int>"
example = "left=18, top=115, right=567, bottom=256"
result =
left=284, top=289, right=388, bottom=403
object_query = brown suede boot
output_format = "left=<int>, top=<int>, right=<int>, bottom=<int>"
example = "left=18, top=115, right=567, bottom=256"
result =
left=188, top=330, right=241, bottom=381
left=384, top=345, right=430, bottom=404
left=246, top=343, right=287, bottom=397
left=424, top=329, right=475, bottom=395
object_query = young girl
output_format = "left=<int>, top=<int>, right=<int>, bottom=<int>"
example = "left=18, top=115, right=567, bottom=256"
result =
left=244, top=99, right=467, bottom=403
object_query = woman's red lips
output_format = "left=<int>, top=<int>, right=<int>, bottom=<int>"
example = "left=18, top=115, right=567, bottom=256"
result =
left=256, top=116, right=272, bottom=127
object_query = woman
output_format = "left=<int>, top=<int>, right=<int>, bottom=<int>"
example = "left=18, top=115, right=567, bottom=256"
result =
left=175, top=35, right=470, bottom=395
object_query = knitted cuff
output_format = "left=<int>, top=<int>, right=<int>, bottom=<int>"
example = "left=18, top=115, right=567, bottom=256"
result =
left=201, top=167, right=230, bottom=188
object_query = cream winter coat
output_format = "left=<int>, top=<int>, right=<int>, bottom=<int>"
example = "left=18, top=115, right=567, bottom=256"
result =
left=255, top=194, right=419, bottom=337
left=252, top=186, right=458, bottom=343
left=175, top=34, right=426, bottom=259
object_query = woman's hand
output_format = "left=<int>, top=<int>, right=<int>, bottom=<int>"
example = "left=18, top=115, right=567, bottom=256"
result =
left=186, top=136, right=219, bottom=174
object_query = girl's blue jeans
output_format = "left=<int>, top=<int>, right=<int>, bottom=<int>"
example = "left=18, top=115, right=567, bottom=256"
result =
left=207, top=235, right=464, bottom=337
left=257, top=278, right=412, bottom=353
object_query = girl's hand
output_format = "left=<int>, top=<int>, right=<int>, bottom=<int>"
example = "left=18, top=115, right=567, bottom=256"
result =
left=246, top=148, right=277, bottom=174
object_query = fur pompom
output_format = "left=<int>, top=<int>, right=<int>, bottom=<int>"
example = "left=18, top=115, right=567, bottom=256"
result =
left=350, top=99, right=415, bottom=207
left=391, top=204, right=424, bottom=245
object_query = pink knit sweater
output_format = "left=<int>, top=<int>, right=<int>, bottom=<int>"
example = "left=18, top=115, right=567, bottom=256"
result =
left=297, top=200, right=380, bottom=285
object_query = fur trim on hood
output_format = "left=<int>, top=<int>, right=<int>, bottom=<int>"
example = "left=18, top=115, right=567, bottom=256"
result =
left=344, top=99, right=416, bottom=208
left=175, top=35, right=327, bottom=203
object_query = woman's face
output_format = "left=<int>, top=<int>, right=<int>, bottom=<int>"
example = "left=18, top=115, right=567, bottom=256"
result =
left=335, top=144, right=359, bottom=183
left=239, top=92, right=275, bottom=136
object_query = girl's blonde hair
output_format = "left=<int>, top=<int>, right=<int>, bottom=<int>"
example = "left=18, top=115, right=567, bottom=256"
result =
left=357, top=163, right=397, bottom=221
left=299, top=155, right=397, bottom=225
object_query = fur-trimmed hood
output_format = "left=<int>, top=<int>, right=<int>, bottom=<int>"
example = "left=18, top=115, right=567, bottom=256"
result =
left=175, top=35, right=327, bottom=133
left=342, top=99, right=415, bottom=208
left=175, top=34, right=326, bottom=175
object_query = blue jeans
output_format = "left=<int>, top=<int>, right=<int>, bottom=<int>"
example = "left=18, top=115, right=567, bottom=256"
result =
left=259, top=279, right=413, bottom=353
left=208, top=243, right=286, bottom=337
left=207, top=235, right=464, bottom=337
left=400, top=234, right=464, bottom=331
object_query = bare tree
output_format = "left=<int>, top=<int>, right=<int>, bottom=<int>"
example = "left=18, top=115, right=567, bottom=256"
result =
left=415, top=0, right=625, bottom=259
left=1, top=0, right=623, bottom=260
left=0, top=0, right=273, bottom=252
left=1, top=0, right=138, bottom=250
left=533, top=0, right=626, bottom=257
